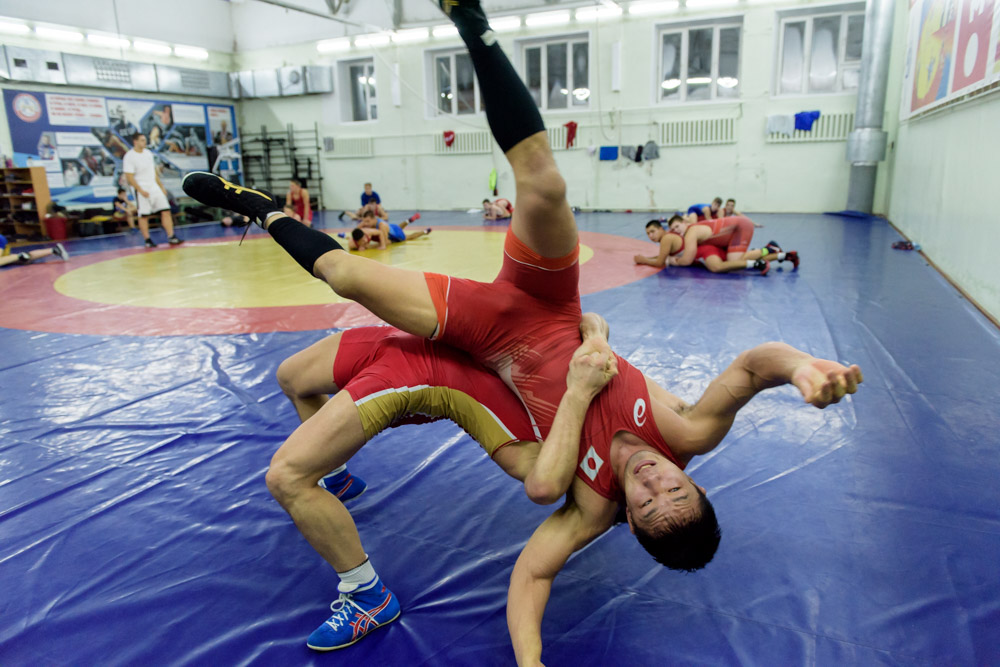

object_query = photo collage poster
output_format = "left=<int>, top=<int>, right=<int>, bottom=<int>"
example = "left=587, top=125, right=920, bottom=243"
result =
left=3, top=89, right=242, bottom=207
left=901, top=0, right=1000, bottom=119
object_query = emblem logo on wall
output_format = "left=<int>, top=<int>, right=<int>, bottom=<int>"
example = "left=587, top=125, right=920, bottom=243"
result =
left=12, top=93, right=42, bottom=123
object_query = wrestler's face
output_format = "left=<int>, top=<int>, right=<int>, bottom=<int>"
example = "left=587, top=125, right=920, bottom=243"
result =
left=355, top=236, right=370, bottom=250
left=622, top=451, right=705, bottom=534
left=289, top=181, right=300, bottom=194
left=364, top=184, right=373, bottom=195
left=724, top=201, right=735, bottom=215
left=669, top=219, right=687, bottom=235
left=646, top=226, right=664, bottom=242
left=134, top=134, right=147, bottom=150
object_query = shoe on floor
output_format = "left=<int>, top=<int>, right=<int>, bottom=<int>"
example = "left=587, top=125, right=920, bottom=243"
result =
left=53, top=243, right=69, bottom=261
left=319, top=468, right=368, bottom=501
left=144, top=238, right=157, bottom=248
left=307, top=576, right=401, bottom=651
left=168, top=235, right=184, bottom=245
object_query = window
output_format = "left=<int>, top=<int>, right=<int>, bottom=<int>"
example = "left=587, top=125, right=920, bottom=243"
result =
left=431, top=50, right=484, bottom=115
left=777, top=7, right=865, bottom=95
left=658, top=20, right=742, bottom=103
left=657, top=19, right=741, bottom=102
left=347, top=58, right=376, bottom=121
left=521, top=36, right=589, bottom=110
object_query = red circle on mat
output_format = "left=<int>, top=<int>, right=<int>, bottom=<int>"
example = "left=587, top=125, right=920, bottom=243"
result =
left=0, top=228, right=660, bottom=336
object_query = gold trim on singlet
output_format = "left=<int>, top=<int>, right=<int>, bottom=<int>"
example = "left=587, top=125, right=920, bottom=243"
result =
left=354, top=384, right=519, bottom=457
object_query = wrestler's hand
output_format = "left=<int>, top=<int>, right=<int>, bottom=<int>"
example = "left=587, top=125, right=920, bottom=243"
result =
left=566, top=338, right=618, bottom=400
left=791, top=358, right=863, bottom=408
left=633, top=254, right=644, bottom=264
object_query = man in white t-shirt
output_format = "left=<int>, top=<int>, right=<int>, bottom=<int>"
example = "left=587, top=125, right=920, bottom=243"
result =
left=122, top=133, right=183, bottom=248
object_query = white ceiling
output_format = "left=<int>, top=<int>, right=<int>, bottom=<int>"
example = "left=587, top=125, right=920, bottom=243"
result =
left=1, top=0, right=590, bottom=53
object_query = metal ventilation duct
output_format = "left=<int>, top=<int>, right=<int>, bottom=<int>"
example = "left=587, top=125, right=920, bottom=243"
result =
left=5, top=46, right=67, bottom=84
left=230, top=71, right=255, bottom=99
left=156, top=65, right=231, bottom=97
left=62, top=54, right=158, bottom=92
left=305, top=66, right=333, bottom=94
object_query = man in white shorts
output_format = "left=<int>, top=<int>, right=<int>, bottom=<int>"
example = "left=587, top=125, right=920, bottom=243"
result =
left=122, top=133, right=183, bottom=248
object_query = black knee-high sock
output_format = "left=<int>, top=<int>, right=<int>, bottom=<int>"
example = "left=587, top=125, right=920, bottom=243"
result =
left=448, top=5, right=545, bottom=152
left=267, top=217, right=343, bottom=275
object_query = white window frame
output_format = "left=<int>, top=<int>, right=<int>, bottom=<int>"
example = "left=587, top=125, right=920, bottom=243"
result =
left=340, top=57, right=377, bottom=123
left=517, top=34, right=591, bottom=112
left=427, top=48, right=484, bottom=117
left=775, top=4, right=865, bottom=97
left=656, top=18, right=743, bottom=105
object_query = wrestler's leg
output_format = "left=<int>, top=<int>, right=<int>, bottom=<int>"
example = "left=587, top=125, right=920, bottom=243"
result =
left=723, top=217, right=755, bottom=261
left=443, top=1, right=576, bottom=258
left=276, top=332, right=343, bottom=422
left=266, top=391, right=368, bottom=571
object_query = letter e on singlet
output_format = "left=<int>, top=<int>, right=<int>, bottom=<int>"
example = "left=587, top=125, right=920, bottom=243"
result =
left=580, top=446, right=604, bottom=481
left=633, top=398, right=647, bottom=427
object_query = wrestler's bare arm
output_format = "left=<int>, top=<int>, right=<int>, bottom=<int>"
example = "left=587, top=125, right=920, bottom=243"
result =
left=671, top=227, right=702, bottom=266
left=508, top=481, right=618, bottom=667
left=674, top=342, right=863, bottom=456
left=524, top=338, right=617, bottom=504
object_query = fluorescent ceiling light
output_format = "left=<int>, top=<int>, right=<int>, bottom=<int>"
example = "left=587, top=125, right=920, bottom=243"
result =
left=661, top=78, right=680, bottom=89
left=133, top=40, right=172, bottom=55
left=718, top=76, right=738, bottom=88
left=35, top=26, right=84, bottom=42
left=0, top=20, right=31, bottom=35
left=432, top=24, right=458, bottom=38
left=174, top=45, right=209, bottom=60
left=685, top=0, right=738, bottom=8
left=686, top=76, right=711, bottom=84
left=576, top=6, right=623, bottom=22
left=391, top=28, right=428, bottom=43
left=628, top=1, right=680, bottom=15
left=317, top=37, right=351, bottom=52
left=87, top=34, right=130, bottom=48
left=490, top=16, right=522, bottom=31
left=525, top=11, right=571, bottom=27
left=354, top=33, right=391, bottom=48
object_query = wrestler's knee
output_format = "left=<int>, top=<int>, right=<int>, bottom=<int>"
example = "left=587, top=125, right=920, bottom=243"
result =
left=275, top=356, right=301, bottom=397
left=517, top=164, right=566, bottom=205
left=266, top=447, right=310, bottom=505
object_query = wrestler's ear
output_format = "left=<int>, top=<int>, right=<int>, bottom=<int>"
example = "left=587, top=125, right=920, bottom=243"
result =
left=625, top=507, right=636, bottom=535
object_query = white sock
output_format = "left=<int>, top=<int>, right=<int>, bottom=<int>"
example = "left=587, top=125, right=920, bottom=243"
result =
left=745, top=260, right=756, bottom=268
left=337, top=557, right=377, bottom=593
left=775, top=252, right=786, bottom=260
left=330, top=464, right=347, bottom=475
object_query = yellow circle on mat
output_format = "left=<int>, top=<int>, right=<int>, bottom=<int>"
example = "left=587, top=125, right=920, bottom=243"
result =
left=54, top=230, right=594, bottom=309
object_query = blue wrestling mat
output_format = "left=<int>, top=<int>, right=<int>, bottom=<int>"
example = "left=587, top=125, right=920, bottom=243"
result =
left=1, top=211, right=998, bottom=665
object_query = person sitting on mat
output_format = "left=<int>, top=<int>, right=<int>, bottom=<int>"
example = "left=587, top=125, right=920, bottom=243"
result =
left=340, top=182, right=388, bottom=222
left=634, top=218, right=795, bottom=275
left=283, top=178, right=313, bottom=227
left=483, top=197, right=513, bottom=220
left=687, top=197, right=724, bottom=221
left=181, top=0, right=860, bottom=658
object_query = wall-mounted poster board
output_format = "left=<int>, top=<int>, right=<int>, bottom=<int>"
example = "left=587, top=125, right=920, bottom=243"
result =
left=3, top=89, right=242, bottom=207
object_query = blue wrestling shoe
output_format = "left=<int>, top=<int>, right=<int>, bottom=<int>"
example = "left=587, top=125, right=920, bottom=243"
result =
left=306, top=576, right=401, bottom=651
left=319, top=468, right=368, bottom=501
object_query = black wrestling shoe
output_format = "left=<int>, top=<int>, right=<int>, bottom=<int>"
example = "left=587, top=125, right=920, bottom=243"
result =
left=181, top=172, right=278, bottom=226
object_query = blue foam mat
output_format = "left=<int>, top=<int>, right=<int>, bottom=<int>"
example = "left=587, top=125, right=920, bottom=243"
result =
left=1, top=212, right=999, bottom=665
